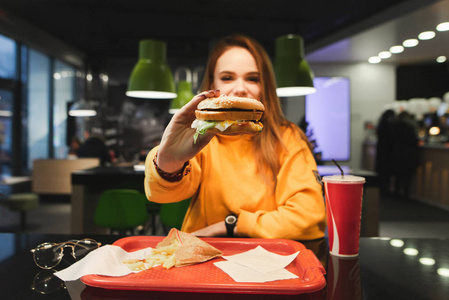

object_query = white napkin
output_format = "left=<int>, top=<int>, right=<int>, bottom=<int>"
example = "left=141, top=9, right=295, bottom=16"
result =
left=54, top=245, right=152, bottom=281
left=214, top=245, right=299, bottom=283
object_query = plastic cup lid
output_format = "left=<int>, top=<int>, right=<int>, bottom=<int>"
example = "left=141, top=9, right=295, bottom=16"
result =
left=321, top=175, right=366, bottom=184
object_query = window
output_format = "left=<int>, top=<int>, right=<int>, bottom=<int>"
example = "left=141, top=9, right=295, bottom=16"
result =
left=27, top=49, right=50, bottom=169
left=0, top=89, right=13, bottom=176
left=53, top=60, right=76, bottom=158
left=0, top=34, right=17, bottom=80
left=0, top=33, right=79, bottom=174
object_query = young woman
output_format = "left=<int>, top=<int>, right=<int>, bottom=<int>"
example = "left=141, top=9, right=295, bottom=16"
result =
left=144, top=34, right=326, bottom=240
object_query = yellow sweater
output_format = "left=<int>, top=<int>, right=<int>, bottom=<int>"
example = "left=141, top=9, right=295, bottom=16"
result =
left=144, top=126, right=326, bottom=240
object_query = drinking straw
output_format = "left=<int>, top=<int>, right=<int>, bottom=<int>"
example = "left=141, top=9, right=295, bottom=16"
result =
left=332, top=159, right=345, bottom=177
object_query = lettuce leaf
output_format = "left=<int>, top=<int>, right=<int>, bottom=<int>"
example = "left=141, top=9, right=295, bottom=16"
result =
left=192, top=120, right=217, bottom=143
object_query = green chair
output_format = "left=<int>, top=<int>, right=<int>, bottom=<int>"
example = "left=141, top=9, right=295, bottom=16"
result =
left=145, top=200, right=161, bottom=235
left=158, top=198, right=191, bottom=234
left=94, top=189, right=149, bottom=235
left=1, top=193, right=39, bottom=230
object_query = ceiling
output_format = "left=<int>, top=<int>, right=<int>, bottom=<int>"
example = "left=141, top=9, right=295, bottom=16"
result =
left=307, top=0, right=449, bottom=65
left=0, top=0, right=443, bottom=66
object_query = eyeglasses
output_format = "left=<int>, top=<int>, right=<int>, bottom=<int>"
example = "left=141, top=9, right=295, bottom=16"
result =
left=31, top=269, right=64, bottom=295
left=31, top=239, right=101, bottom=269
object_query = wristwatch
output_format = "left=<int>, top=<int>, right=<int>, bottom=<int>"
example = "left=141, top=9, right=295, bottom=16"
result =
left=225, top=214, right=238, bottom=237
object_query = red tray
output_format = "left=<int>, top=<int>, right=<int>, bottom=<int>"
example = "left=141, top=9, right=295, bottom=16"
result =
left=81, top=236, right=326, bottom=295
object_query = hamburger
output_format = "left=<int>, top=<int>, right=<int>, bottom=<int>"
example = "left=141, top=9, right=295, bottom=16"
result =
left=191, top=95, right=265, bottom=143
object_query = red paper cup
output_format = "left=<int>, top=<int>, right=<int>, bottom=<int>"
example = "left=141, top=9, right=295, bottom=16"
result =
left=326, top=255, right=362, bottom=300
left=322, top=175, right=365, bottom=257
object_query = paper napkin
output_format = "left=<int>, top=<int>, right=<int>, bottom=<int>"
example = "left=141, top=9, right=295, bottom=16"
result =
left=54, top=245, right=152, bottom=281
left=214, top=245, right=300, bottom=283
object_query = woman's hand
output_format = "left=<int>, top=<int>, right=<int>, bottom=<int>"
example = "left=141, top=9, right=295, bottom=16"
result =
left=191, top=221, right=227, bottom=237
left=157, top=89, right=220, bottom=173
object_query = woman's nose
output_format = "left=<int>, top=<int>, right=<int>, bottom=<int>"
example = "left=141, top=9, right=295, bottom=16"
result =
left=231, top=79, right=248, bottom=97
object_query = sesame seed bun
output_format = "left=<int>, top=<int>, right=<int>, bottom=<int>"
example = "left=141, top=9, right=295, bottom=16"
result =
left=197, top=95, right=265, bottom=111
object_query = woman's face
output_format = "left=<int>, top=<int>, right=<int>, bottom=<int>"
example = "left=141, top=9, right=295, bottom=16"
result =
left=212, top=47, right=261, bottom=100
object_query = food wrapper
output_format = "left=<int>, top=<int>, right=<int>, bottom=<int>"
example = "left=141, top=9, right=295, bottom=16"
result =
left=157, top=228, right=223, bottom=267
left=54, top=229, right=223, bottom=282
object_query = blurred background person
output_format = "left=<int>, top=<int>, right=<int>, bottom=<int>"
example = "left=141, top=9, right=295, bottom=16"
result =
left=390, top=111, right=419, bottom=201
left=77, top=135, right=111, bottom=166
left=68, top=136, right=82, bottom=159
left=375, top=109, right=395, bottom=196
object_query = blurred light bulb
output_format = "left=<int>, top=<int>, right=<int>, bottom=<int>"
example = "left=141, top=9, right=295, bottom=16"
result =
left=403, top=39, right=419, bottom=47
left=437, top=268, right=449, bottom=277
left=368, top=56, right=381, bottom=64
left=436, top=56, right=447, bottom=63
left=429, top=126, right=440, bottom=135
left=418, top=31, right=436, bottom=40
left=419, top=258, right=436, bottom=266
left=390, top=239, right=405, bottom=247
left=436, top=22, right=449, bottom=31
left=403, top=248, right=419, bottom=256
left=390, top=45, right=404, bottom=53
left=378, top=51, right=392, bottom=59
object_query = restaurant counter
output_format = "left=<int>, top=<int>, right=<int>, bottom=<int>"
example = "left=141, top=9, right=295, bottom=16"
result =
left=1, top=233, right=448, bottom=299
left=414, top=144, right=449, bottom=211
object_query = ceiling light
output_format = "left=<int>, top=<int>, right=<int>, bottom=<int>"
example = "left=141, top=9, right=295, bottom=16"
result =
left=368, top=56, right=381, bottom=64
left=274, top=34, right=316, bottom=97
left=403, top=39, right=419, bottom=47
left=127, top=39, right=176, bottom=99
left=378, top=51, right=392, bottom=59
left=436, top=56, right=447, bottom=63
left=68, top=100, right=97, bottom=117
left=436, top=22, right=449, bottom=32
left=418, top=31, right=436, bottom=40
left=437, top=268, right=449, bottom=277
left=0, top=110, right=12, bottom=117
left=390, top=239, right=404, bottom=247
left=390, top=45, right=404, bottom=53
left=403, top=248, right=419, bottom=256
left=419, top=258, right=435, bottom=266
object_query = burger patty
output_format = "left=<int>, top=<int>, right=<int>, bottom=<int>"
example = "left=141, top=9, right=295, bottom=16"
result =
left=195, top=110, right=263, bottom=121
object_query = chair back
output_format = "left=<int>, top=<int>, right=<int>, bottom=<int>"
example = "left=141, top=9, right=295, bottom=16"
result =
left=94, top=189, right=149, bottom=231
left=158, top=198, right=191, bottom=230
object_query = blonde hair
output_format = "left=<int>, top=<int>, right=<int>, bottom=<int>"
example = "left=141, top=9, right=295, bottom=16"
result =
left=201, top=34, right=311, bottom=187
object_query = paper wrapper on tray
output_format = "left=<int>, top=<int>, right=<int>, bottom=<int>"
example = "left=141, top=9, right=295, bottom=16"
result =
left=157, top=228, right=223, bottom=267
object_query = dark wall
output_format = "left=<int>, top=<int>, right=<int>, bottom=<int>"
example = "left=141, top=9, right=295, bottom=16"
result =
left=396, top=63, right=449, bottom=99
left=78, top=57, right=207, bottom=162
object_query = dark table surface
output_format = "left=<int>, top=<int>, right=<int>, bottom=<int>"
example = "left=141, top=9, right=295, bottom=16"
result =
left=1, top=233, right=449, bottom=300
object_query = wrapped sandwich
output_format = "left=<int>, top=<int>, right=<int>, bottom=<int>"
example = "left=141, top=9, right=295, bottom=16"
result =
left=123, top=229, right=223, bottom=270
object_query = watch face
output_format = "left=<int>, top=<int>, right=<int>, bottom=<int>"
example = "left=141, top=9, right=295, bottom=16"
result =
left=225, top=215, right=237, bottom=225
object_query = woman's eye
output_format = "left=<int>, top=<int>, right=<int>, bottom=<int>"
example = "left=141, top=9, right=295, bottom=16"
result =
left=220, top=75, right=233, bottom=81
left=247, top=76, right=260, bottom=83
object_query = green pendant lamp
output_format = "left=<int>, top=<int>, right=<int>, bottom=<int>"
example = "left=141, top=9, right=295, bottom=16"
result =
left=274, top=34, right=316, bottom=97
left=169, top=80, right=194, bottom=114
left=126, top=39, right=176, bottom=99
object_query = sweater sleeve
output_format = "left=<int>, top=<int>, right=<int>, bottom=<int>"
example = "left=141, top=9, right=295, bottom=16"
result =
left=144, top=146, right=201, bottom=204
left=236, top=131, right=327, bottom=240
